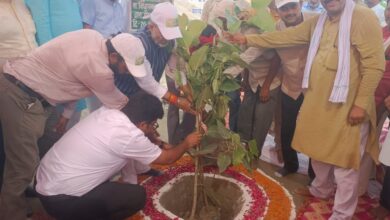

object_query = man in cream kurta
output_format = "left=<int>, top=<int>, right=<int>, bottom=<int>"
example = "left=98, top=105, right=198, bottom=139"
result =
left=227, top=1, right=384, bottom=219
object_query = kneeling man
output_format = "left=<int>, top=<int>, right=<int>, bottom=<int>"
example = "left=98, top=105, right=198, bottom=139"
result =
left=35, top=92, right=201, bottom=220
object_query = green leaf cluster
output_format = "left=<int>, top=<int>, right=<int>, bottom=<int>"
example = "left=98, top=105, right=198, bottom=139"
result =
left=176, top=14, right=263, bottom=173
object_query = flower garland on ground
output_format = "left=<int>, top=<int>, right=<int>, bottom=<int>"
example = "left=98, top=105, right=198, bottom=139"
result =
left=127, top=156, right=294, bottom=220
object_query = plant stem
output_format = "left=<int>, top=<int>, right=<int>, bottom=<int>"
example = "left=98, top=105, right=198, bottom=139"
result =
left=189, top=113, right=203, bottom=220
left=189, top=155, right=199, bottom=220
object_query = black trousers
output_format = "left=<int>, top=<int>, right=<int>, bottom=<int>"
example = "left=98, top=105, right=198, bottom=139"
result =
left=281, top=92, right=315, bottom=178
left=38, top=181, right=146, bottom=220
left=381, top=166, right=390, bottom=210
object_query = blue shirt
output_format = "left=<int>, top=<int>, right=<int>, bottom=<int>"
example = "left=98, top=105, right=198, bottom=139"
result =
left=114, top=27, right=174, bottom=97
left=79, top=0, right=125, bottom=38
left=302, top=2, right=325, bottom=14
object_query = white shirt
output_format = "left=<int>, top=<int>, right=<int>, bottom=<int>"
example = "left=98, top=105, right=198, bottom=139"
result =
left=36, top=107, right=162, bottom=196
left=371, top=3, right=386, bottom=27
left=380, top=131, right=390, bottom=166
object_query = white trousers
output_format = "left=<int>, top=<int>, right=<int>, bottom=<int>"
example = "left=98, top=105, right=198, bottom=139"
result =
left=309, top=123, right=369, bottom=220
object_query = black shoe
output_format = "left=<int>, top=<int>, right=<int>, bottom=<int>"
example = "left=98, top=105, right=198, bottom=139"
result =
left=141, top=168, right=163, bottom=177
left=274, top=168, right=295, bottom=177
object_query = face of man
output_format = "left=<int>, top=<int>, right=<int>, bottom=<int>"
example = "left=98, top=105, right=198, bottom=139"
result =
left=385, top=4, right=390, bottom=26
left=364, top=0, right=379, bottom=7
left=149, top=23, right=169, bottom=47
left=320, top=0, right=346, bottom=18
left=309, top=0, right=320, bottom=6
left=277, top=2, right=303, bottom=27
left=138, top=120, right=159, bottom=137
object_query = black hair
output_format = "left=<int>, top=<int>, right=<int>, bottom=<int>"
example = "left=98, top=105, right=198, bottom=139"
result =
left=106, top=39, right=125, bottom=61
left=121, top=91, right=164, bottom=125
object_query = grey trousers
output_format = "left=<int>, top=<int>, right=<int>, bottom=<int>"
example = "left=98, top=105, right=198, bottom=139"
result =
left=166, top=76, right=196, bottom=145
left=237, top=86, right=280, bottom=153
left=0, top=73, right=49, bottom=220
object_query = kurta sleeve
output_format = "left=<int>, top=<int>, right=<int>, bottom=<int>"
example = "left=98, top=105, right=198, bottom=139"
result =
left=352, top=10, right=385, bottom=111
left=245, top=16, right=318, bottom=49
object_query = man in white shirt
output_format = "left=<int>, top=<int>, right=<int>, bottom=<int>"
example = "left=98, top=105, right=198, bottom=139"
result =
left=36, top=92, right=201, bottom=220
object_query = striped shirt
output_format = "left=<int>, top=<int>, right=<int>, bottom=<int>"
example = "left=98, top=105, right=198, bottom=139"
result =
left=114, top=27, right=174, bottom=97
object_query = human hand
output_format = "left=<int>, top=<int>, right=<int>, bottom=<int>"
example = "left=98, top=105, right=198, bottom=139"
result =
left=222, top=31, right=247, bottom=45
left=180, top=84, right=193, bottom=103
left=54, top=116, right=69, bottom=134
left=348, top=105, right=366, bottom=126
left=184, top=131, right=202, bottom=149
left=177, top=97, right=196, bottom=115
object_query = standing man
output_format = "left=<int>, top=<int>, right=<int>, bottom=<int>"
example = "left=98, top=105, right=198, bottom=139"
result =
left=115, top=2, right=194, bottom=145
left=272, top=0, right=315, bottom=179
left=302, top=0, right=325, bottom=14
left=0, top=30, right=190, bottom=220
left=35, top=92, right=201, bottom=220
left=365, top=0, right=386, bottom=26
left=227, top=0, right=385, bottom=218
left=0, top=0, right=38, bottom=193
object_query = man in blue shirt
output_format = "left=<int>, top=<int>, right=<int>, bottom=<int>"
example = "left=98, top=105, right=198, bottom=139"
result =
left=79, top=0, right=126, bottom=38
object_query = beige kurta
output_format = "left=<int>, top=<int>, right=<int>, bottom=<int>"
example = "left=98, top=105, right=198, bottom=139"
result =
left=246, top=5, right=385, bottom=169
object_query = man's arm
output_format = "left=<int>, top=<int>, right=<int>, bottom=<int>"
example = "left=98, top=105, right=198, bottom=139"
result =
left=260, top=53, right=281, bottom=102
left=134, top=59, right=195, bottom=113
left=349, top=9, right=385, bottom=125
left=226, top=16, right=317, bottom=48
left=79, top=0, right=95, bottom=29
left=152, top=132, right=201, bottom=165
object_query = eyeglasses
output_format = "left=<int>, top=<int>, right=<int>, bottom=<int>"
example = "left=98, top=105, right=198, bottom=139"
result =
left=151, top=121, right=159, bottom=129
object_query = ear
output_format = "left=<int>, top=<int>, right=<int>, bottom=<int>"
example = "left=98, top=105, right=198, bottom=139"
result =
left=108, top=52, right=120, bottom=64
left=136, top=121, right=149, bottom=133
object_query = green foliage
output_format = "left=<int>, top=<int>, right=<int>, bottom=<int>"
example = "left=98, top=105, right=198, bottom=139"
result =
left=175, top=14, right=261, bottom=173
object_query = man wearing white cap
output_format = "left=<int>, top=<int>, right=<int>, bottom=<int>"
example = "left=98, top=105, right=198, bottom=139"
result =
left=35, top=92, right=201, bottom=220
left=0, top=29, right=189, bottom=219
left=272, top=0, right=316, bottom=180
left=115, top=2, right=183, bottom=97
left=226, top=0, right=385, bottom=218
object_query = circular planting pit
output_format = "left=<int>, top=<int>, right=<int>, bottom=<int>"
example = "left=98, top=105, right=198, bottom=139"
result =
left=130, top=157, right=296, bottom=220
left=157, top=173, right=246, bottom=220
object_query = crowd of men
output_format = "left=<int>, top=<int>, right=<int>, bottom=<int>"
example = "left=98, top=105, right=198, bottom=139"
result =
left=0, top=0, right=389, bottom=219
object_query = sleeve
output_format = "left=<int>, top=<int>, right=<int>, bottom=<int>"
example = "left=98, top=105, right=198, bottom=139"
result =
left=78, top=0, right=95, bottom=26
left=352, top=9, right=385, bottom=111
left=134, top=59, right=168, bottom=99
left=119, top=129, right=162, bottom=165
left=79, top=56, right=129, bottom=109
left=246, top=16, right=316, bottom=49
left=62, top=101, right=77, bottom=119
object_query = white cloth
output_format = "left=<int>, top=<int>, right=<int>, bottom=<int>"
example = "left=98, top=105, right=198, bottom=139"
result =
left=380, top=131, right=390, bottom=166
left=36, top=107, right=162, bottom=196
left=371, top=3, right=386, bottom=27
left=303, top=0, right=355, bottom=103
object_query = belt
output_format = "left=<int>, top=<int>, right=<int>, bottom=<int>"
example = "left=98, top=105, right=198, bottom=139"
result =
left=3, top=73, right=51, bottom=108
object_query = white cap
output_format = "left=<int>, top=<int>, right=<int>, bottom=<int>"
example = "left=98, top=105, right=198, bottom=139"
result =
left=111, top=33, right=147, bottom=77
left=275, top=0, right=300, bottom=8
left=150, top=2, right=182, bottom=40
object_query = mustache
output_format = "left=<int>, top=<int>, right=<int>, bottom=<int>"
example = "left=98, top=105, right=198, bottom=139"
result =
left=285, top=14, right=297, bottom=19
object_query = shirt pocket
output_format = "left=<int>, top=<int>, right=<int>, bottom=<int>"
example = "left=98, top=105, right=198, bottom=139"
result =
left=324, top=48, right=339, bottom=71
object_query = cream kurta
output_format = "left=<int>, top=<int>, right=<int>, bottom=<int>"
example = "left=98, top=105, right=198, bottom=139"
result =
left=246, top=5, right=385, bottom=169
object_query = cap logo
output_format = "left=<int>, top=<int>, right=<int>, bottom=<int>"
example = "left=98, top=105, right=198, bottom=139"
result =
left=135, top=56, right=144, bottom=65
left=165, top=18, right=178, bottom=27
